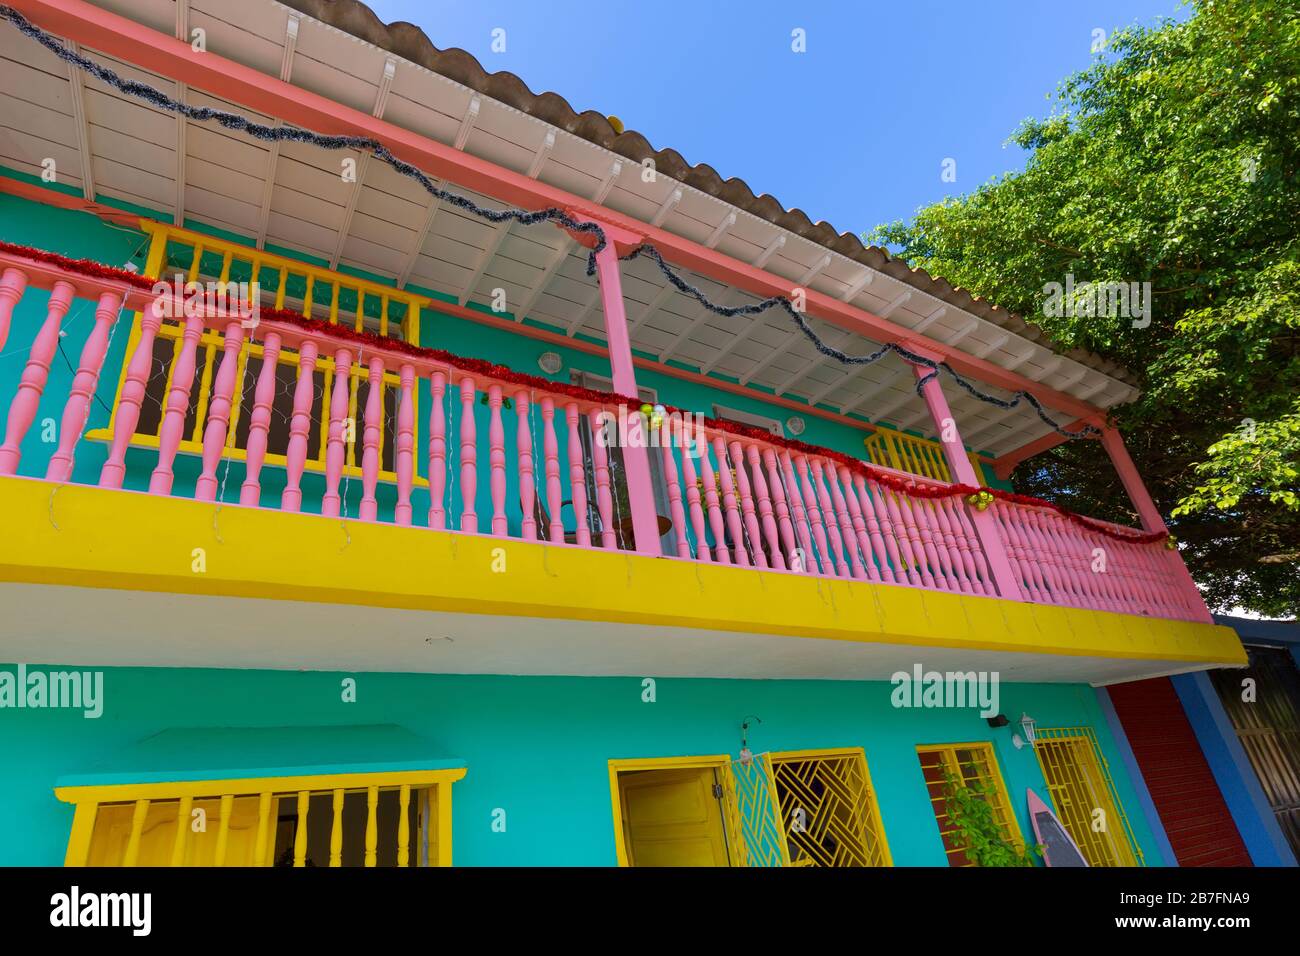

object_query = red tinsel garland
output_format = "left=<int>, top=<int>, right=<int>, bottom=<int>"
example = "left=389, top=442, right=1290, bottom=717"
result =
left=0, top=241, right=1168, bottom=545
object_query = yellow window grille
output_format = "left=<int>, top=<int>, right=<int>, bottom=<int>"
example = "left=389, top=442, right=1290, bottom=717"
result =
left=1032, top=726, right=1144, bottom=866
left=57, top=769, right=463, bottom=867
left=768, top=748, right=892, bottom=867
left=88, top=221, right=427, bottom=485
left=864, top=429, right=988, bottom=485
left=917, top=743, right=1022, bottom=866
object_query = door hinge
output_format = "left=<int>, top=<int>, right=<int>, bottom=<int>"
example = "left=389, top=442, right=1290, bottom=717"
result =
left=712, top=783, right=724, bottom=798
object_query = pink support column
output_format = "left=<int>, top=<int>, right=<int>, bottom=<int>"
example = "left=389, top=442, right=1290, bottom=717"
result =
left=0, top=280, right=73, bottom=476
left=239, top=331, right=281, bottom=506
left=428, top=370, right=447, bottom=529
left=589, top=228, right=661, bottom=556
left=459, top=376, right=478, bottom=533
left=910, top=357, right=1023, bottom=600
left=0, top=267, right=29, bottom=354
left=47, top=291, right=124, bottom=483
left=321, top=347, right=353, bottom=518
left=1099, top=424, right=1212, bottom=621
left=195, top=320, right=246, bottom=501
left=281, top=340, right=319, bottom=512
left=101, top=300, right=165, bottom=489
left=359, top=356, right=385, bottom=521
left=394, top=363, right=415, bottom=526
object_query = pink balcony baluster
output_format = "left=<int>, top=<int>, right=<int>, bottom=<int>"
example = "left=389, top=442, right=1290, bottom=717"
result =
left=935, top=497, right=979, bottom=594
left=810, top=459, right=848, bottom=577
left=851, top=475, right=895, bottom=584
left=780, top=451, right=816, bottom=574
left=698, top=442, right=730, bottom=564
left=765, top=449, right=798, bottom=571
left=565, top=402, right=591, bottom=548
left=824, top=463, right=864, bottom=579
left=459, top=376, right=478, bottom=533
left=679, top=430, right=709, bottom=561
left=950, top=497, right=991, bottom=595
left=280, top=340, right=319, bottom=513
left=239, top=331, right=281, bottom=506
left=0, top=280, right=73, bottom=476
left=839, top=467, right=880, bottom=583
left=714, top=438, right=749, bottom=567
left=863, top=479, right=906, bottom=584
left=394, top=364, right=416, bottom=526
left=489, top=387, right=508, bottom=536
left=541, top=397, right=563, bottom=544
left=195, top=320, right=246, bottom=502
left=880, top=484, right=930, bottom=587
left=657, top=421, right=689, bottom=558
left=729, top=441, right=768, bottom=569
left=517, top=391, right=536, bottom=541
left=902, top=494, right=952, bottom=591
left=141, top=307, right=200, bottom=492
left=101, top=303, right=166, bottom=489
left=358, top=356, right=385, bottom=521
left=747, top=445, right=785, bottom=571
left=1047, top=512, right=1097, bottom=608
left=795, top=455, right=832, bottom=576
left=992, top=503, right=1044, bottom=602
left=46, top=291, right=123, bottom=483
left=588, top=407, right=616, bottom=549
left=428, top=370, right=447, bottom=529
left=929, top=498, right=973, bottom=593
left=321, top=347, right=353, bottom=518
left=0, top=267, right=28, bottom=353
left=1023, top=509, right=1076, bottom=606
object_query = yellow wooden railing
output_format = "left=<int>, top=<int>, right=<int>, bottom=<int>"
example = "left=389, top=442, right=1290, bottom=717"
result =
left=87, top=221, right=428, bottom=484
left=57, top=768, right=464, bottom=867
left=864, top=429, right=988, bottom=485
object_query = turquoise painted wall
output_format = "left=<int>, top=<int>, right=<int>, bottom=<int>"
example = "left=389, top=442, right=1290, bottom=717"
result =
left=0, top=665, right=1160, bottom=867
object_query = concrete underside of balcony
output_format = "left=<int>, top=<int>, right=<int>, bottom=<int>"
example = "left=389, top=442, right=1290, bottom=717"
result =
left=0, top=476, right=1245, bottom=684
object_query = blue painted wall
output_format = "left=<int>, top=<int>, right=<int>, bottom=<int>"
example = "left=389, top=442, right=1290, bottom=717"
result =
left=0, top=665, right=1160, bottom=867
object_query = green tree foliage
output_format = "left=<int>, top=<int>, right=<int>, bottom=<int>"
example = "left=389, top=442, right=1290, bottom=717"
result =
left=870, top=0, right=1299, bottom=616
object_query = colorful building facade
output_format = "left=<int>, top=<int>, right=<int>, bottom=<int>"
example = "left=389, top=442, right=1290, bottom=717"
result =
left=0, top=0, right=1279, bottom=868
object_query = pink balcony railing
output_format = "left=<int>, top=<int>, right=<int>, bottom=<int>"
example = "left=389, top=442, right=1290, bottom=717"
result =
left=0, top=249, right=1211, bottom=623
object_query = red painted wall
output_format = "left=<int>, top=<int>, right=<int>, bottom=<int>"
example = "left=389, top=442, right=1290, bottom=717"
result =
left=1109, top=677, right=1252, bottom=866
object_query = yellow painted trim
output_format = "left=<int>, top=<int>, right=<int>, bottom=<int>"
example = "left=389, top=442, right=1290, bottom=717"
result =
left=54, top=768, right=467, bottom=806
left=0, top=476, right=1247, bottom=667
left=607, top=754, right=737, bottom=867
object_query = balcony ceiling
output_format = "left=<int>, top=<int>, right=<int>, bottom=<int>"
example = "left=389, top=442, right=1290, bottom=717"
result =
left=0, top=0, right=1138, bottom=458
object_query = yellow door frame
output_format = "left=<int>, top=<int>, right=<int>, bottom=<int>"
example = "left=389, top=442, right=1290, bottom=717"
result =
left=607, top=755, right=743, bottom=867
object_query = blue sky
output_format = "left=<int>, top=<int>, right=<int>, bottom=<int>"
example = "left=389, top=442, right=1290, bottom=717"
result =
left=365, top=0, right=1189, bottom=237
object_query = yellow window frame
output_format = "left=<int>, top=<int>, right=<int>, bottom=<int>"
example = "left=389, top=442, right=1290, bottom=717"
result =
left=917, top=741, right=1023, bottom=866
left=607, top=755, right=749, bottom=867
left=1032, top=726, right=1144, bottom=867
left=56, top=768, right=465, bottom=868
left=768, top=746, right=893, bottom=867
left=87, top=220, right=428, bottom=487
left=864, top=429, right=988, bottom=485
